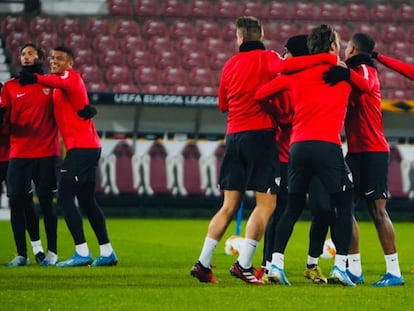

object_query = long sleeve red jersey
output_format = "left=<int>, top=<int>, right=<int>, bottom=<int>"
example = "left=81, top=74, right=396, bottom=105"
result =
left=36, top=69, right=101, bottom=151
left=218, top=46, right=282, bottom=134
left=345, top=62, right=389, bottom=153
left=0, top=78, right=60, bottom=158
left=377, top=53, right=414, bottom=80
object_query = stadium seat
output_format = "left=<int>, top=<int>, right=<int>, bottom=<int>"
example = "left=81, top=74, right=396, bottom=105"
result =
left=396, top=3, right=414, bottom=23
left=180, top=142, right=205, bottom=195
left=345, top=3, right=370, bottom=22
left=92, top=34, right=119, bottom=51
left=162, top=66, right=188, bottom=86
left=64, top=34, right=90, bottom=50
left=221, top=21, right=237, bottom=42
left=353, top=24, right=379, bottom=41
left=292, top=2, right=317, bottom=21
left=135, top=0, right=160, bottom=17
left=79, top=64, right=104, bottom=84
left=143, top=141, right=172, bottom=195
left=119, top=36, right=146, bottom=53
left=169, top=20, right=195, bottom=39
left=108, top=0, right=134, bottom=16
left=389, top=42, right=413, bottom=60
left=112, top=83, right=139, bottom=93
left=35, top=32, right=60, bottom=54
left=262, top=39, right=281, bottom=53
left=57, top=17, right=83, bottom=36
left=188, top=0, right=215, bottom=18
left=74, top=48, right=96, bottom=67
left=147, top=36, right=174, bottom=53
left=330, top=23, right=351, bottom=42
left=388, top=145, right=411, bottom=199
left=169, top=84, right=194, bottom=95
left=195, top=21, right=221, bottom=41
left=209, top=51, right=229, bottom=71
left=241, top=1, right=264, bottom=19
left=181, top=51, right=208, bottom=70
left=5, top=31, right=31, bottom=51
left=387, top=89, right=413, bottom=101
left=194, top=85, right=218, bottom=96
left=85, top=18, right=110, bottom=37
left=272, top=23, right=300, bottom=44
left=133, top=65, right=160, bottom=85
left=141, top=20, right=168, bottom=39
left=141, top=84, right=167, bottom=94
left=370, top=3, right=396, bottom=23
left=29, top=16, right=55, bottom=37
left=161, top=0, right=188, bottom=18
left=86, top=81, right=108, bottom=92
left=113, top=20, right=140, bottom=38
left=154, top=51, right=179, bottom=69
left=126, top=50, right=154, bottom=69
left=263, top=2, right=292, bottom=20
left=215, top=0, right=242, bottom=19
left=381, top=25, right=406, bottom=44
left=380, top=71, right=406, bottom=90
left=175, top=37, right=200, bottom=55
left=318, top=2, right=343, bottom=21
left=98, top=49, right=125, bottom=67
left=105, top=65, right=133, bottom=85
left=188, top=67, right=215, bottom=87
left=203, top=37, right=228, bottom=55
left=1, top=15, right=26, bottom=35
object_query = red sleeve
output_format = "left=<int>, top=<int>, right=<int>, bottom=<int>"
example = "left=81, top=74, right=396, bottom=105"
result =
left=218, top=74, right=228, bottom=112
left=280, top=53, right=338, bottom=74
left=377, top=53, right=414, bottom=80
left=348, top=66, right=373, bottom=93
left=254, top=75, right=293, bottom=102
left=36, top=70, right=72, bottom=90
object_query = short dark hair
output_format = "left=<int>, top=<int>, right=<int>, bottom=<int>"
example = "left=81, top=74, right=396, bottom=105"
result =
left=285, top=35, right=309, bottom=57
left=53, top=46, right=74, bottom=59
left=20, top=43, right=45, bottom=60
left=307, top=24, right=338, bottom=55
left=236, top=16, right=263, bottom=41
left=351, top=33, right=375, bottom=54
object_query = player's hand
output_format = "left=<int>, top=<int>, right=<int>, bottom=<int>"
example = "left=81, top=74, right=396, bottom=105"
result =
left=77, top=105, right=97, bottom=120
left=19, top=71, right=38, bottom=86
left=371, top=51, right=378, bottom=59
left=323, top=66, right=350, bottom=86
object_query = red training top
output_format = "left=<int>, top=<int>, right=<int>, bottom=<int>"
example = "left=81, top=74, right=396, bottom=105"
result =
left=377, top=53, right=414, bottom=80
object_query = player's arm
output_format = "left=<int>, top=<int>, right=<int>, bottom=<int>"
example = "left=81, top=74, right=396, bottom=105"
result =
left=218, top=74, right=228, bottom=112
left=0, top=83, right=11, bottom=126
left=280, top=53, right=338, bottom=74
left=36, top=71, right=72, bottom=90
left=254, top=75, right=293, bottom=102
left=347, top=67, right=373, bottom=93
left=374, top=52, right=414, bottom=80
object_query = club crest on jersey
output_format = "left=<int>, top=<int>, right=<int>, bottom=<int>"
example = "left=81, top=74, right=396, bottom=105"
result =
left=43, top=88, right=50, bottom=95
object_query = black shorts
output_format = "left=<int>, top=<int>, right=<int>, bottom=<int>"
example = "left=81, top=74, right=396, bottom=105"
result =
left=7, top=157, right=58, bottom=197
left=219, top=130, right=280, bottom=194
left=288, top=141, right=353, bottom=194
left=59, top=148, right=100, bottom=184
left=346, top=152, right=389, bottom=200
left=0, top=161, right=8, bottom=184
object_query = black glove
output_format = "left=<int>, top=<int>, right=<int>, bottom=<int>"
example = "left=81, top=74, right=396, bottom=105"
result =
left=77, top=105, right=97, bottom=120
left=371, top=51, right=378, bottom=59
left=323, top=66, right=350, bottom=86
left=0, top=106, right=6, bottom=126
left=19, top=71, right=38, bottom=86
left=0, top=82, right=3, bottom=91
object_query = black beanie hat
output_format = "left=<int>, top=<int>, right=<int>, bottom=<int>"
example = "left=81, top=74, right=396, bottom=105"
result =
left=285, top=34, right=309, bottom=57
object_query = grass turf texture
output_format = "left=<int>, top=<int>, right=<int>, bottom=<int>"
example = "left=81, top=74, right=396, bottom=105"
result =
left=0, top=218, right=413, bottom=311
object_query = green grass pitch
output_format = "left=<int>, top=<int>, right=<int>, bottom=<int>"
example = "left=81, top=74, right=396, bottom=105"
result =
left=0, top=217, right=413, bottom=310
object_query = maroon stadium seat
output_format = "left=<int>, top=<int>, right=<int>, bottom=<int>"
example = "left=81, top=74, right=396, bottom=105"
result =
left=92, top=34, right=119, bottom=51
left=112, top=83, right=139, bottom=93
left=161, top=0, right=188, bottom=18
left=5, top=31, right=31, bottom=51
left=74, top=48, right=96, bottom=67
left=380, top=71, right=406, bottom=90
left=108, top=0, right=134, bottom=17
left=272, top=23, right=300, bottom=44
left=292, top=2, right=317, bottom=21
left=181, top=51, right=208, bottom=70
left=195, top=21, right=221, bottom=41
left=175, top=37, right=200, bottom=55
left=241, top=1, right=264, bottom=19
left=64, top=33, right=90, bottom=50
left=141, top=84, right=167, bottom=94
left=181, top=142, right=205, bottom=195
left=188, top=67, right=215, bottom=87
left=215, top=0, right=242, bottom=19
left=381, top=25, right=406, bottom=44
left=57, top=17, right=83, bottom=36
left=387, top=89, right=412, bottom=101
left=188, top=0, right=215, bottom=18
left=111, top=141, right=138, bottom=194
left=209, top=51, right=229, bottom=71
left=133, top=65, right=160, bottom=85
left=169, top=20, right=195, bottom=39
left=396, top=3, right=414, bottom=23
left=194, top=85, right=218, bottom=96
left=29, top=16, right=55, bottom=37
left=141, top=20, right=168, bottom=39
left=263, top=2, right=292, bottom=20
left=221, top=21, right=237, bottom=42
left=162, top=66, right=188, bottom=86
left=370, top=3, right=396, bottom=23
left=330, top=23, right=351, bottom=42
left=1, top=16, right=26, bottom=35
left=345, top=3, right=370, bottom=22
left=388, top=145, right=410, bottom=199
left=389, top=42, right=413, bottom=60
left=147, top=36, right=174, bottom=53
left=85, top=18, right=110, bottom=37
left=318, top=2, right=343, bottom=21
left=113, top=19, right=140, bottom=38
left=127, top=50, right=154, bottom=69
left=135, top=0, right=160, bottom=17
left=203, top=37, right=227, bottom=55
left=79, top=64, right=104, bottom=84
left=353, top=24, right=379, bottom=41
left=35, top=32, right=60, bottom=53
left=169, top=84, right=194, bottom=95
left=105, top=65, right=133, bottom=85
left=146, top=141, right=172, bottom=195
left=119, top=36, right=146, bottom=53
left=98, top=49, right=125, bottom=67
left=86, top=81, right=108, bottom=92
left=154, top=51, right=179, bottom=69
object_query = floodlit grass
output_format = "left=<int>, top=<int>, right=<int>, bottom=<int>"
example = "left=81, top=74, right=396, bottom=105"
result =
left=0, top=217, right=413, bottom=310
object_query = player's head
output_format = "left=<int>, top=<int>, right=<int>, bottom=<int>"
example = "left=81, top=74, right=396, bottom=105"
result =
left=344, top=33, right=375, bottom=60
left=19, top=43, right=45, bottom=66
left=307, top=24, right=340, bottom=55
left=236, top=16, right=263, bottom=46
left=284, top=35, right=309, bottom=58
left=50, top=46, right=74, bottom=74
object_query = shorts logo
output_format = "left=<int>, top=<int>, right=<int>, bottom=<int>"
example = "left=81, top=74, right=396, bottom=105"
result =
left=274, top=177, right=281, bottom=186
left=364, top=190, right=375, bottom=196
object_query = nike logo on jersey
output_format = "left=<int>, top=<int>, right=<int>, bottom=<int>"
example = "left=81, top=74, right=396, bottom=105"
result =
left=365, top=190, right=375, bottom=196
left=16, top=93, right=25, bottom=98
